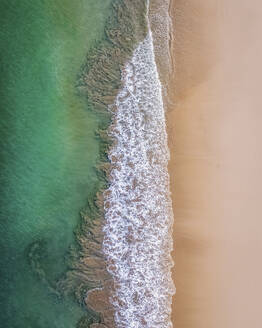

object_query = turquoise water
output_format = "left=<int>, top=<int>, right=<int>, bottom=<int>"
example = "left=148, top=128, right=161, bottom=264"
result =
left=0, top=1, right=112, bottom=327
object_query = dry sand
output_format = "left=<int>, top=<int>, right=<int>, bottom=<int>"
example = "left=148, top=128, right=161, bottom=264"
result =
left=168, top=1, right=262, bottom=327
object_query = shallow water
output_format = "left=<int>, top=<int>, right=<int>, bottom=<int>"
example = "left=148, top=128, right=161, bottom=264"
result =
left=0, top=1, right=112, bottom=327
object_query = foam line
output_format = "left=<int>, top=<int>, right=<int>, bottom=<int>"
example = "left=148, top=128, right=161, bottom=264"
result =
left=103, top=31, right=175, bottom=328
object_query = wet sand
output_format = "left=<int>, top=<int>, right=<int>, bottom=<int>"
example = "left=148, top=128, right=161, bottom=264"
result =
left=168, top=0, right=262, bottom=327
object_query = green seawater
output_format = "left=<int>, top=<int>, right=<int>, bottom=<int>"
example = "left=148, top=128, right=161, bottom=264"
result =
left=0, top=1, right=112, bottom=327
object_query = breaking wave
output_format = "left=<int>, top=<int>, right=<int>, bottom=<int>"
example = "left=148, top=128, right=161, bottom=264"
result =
left=103, top=31, right=175, bottom=328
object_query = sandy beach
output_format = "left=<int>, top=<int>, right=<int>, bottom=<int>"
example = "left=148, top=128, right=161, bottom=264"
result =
left=168, top=0, right=262, bottom=327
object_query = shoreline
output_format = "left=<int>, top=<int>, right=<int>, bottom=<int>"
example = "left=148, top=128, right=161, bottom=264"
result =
left=84, top=2, right=173, bottom=327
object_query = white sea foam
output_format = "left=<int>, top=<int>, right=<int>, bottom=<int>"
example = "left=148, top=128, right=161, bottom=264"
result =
left=103, top=31, right=175, bottom=328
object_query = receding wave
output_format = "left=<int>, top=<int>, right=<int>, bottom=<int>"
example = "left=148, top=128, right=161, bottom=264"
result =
left=103, top=31, right=175, bottom=328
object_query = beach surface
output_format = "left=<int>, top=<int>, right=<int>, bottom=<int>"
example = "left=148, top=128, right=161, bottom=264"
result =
left=168, top=0, right=262, bottom=327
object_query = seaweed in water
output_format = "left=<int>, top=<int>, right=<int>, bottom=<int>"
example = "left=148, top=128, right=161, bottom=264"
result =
left=77, top=0, right=148, bottom=111
left=26, top=1, right=148, bottom=327
left=61, top=0, right=149, bottom=327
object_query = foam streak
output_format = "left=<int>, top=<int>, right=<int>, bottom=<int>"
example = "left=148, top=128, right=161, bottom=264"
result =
left=103, top=32, right=175, bottom=328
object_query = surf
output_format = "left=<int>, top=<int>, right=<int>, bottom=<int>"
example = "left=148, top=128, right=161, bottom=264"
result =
left=103, top=28, right=175, bottom=327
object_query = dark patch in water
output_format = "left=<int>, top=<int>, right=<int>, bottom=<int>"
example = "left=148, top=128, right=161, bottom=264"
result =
left=63, top=0, right=148, bottom=326
left=78, top=0, right=148, bottom=111
left=22, top=1, right=148, bottom=327
left=27, top=240, right=62, bottom=298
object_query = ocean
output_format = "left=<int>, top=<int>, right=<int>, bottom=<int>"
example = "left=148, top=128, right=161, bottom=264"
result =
left=0, top=1, right=112, bottom=327
left=0, top=1, right=174, bottom=327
